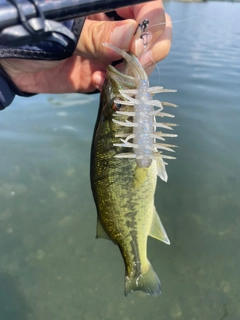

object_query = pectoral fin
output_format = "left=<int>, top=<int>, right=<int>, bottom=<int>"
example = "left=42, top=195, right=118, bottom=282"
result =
left=156, top=158, right=168, bottom=182
left=149, top=207, right=170, bottom=245
left=96, top=217, right=111, bottom=240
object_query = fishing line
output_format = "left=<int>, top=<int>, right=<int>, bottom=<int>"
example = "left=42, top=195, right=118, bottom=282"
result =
left=150, top=14, right=238, bottom=34
left=137, top=13, right=238, bottom=86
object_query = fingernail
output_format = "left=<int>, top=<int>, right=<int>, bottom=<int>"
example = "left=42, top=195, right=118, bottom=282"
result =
left=111, top=22, right=136, bottom=51
left=138, top=50, right=152, bottom=68
left=134, top=38, right=145, bottom=57
left=92, top=72, right=105, bottom=88
left=134, top=32, right=152, bottom=57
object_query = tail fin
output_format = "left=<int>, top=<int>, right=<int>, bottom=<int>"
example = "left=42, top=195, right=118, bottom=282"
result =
left=124, top=263, right=161, bottom=297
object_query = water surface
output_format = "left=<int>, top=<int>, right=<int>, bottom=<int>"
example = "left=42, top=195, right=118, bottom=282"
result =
left=0, top=2, right=240, bottom=320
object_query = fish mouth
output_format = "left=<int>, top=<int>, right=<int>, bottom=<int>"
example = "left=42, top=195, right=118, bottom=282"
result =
left=104, top=43, right=148, bottom=82
left=107, top=64, right=136, bottom=90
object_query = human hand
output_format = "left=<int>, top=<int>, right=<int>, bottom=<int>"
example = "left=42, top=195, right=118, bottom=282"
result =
left=0, top=0, right=172, bottom=94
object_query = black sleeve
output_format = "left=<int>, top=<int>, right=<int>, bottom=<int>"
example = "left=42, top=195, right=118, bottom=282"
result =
left=0, top=18, right=85, bottom=110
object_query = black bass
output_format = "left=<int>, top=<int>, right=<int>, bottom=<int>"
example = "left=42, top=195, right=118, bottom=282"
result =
left=90, top=44, right=177, bottom=296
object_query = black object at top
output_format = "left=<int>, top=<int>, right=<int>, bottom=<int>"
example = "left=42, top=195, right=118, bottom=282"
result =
left=0, top=0, right=153, bottom=31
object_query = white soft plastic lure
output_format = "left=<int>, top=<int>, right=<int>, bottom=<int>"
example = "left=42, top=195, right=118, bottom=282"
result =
left=103, top=43, right=177, bottom=182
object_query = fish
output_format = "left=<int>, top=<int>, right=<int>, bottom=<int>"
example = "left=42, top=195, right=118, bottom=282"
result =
left=90, top=44, right=177, bottom=296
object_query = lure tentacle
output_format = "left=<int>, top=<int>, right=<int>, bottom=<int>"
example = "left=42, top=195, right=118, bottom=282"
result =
left=104, top=43, right=177, bottom=182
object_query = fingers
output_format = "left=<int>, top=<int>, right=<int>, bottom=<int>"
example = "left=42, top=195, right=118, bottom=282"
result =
left=75, top=19, right=137, bottom=61
left=116, top=1, right=168, bottom=57
left=91, top=71, right=106, bottom=91
left=138, top=13, right=172, bottom=68
left=78, top=0, right=172, bottom=90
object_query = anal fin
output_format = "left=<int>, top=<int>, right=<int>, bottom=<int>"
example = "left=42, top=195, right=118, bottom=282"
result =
left=96, top=217, right=111, bottom=240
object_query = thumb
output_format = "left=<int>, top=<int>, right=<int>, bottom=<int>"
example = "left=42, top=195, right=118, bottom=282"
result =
left=75, top=19, right=137, bottom=60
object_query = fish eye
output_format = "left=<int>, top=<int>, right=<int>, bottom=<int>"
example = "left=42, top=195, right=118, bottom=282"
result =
left=112, top=102, right=122, bottom=111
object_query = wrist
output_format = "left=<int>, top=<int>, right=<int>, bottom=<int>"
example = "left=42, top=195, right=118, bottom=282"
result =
left=0, top=65, right=16, bottom=110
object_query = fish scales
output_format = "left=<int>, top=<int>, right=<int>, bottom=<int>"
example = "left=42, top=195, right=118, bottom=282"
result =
left=90, top=44, right=176, bottom=297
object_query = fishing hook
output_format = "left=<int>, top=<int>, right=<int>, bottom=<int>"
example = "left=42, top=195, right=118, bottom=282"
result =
left=134, top=19, right=149, bottom=48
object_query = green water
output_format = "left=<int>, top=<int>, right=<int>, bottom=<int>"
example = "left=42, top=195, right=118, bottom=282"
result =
left=0, top=2, right=240, bottom=319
